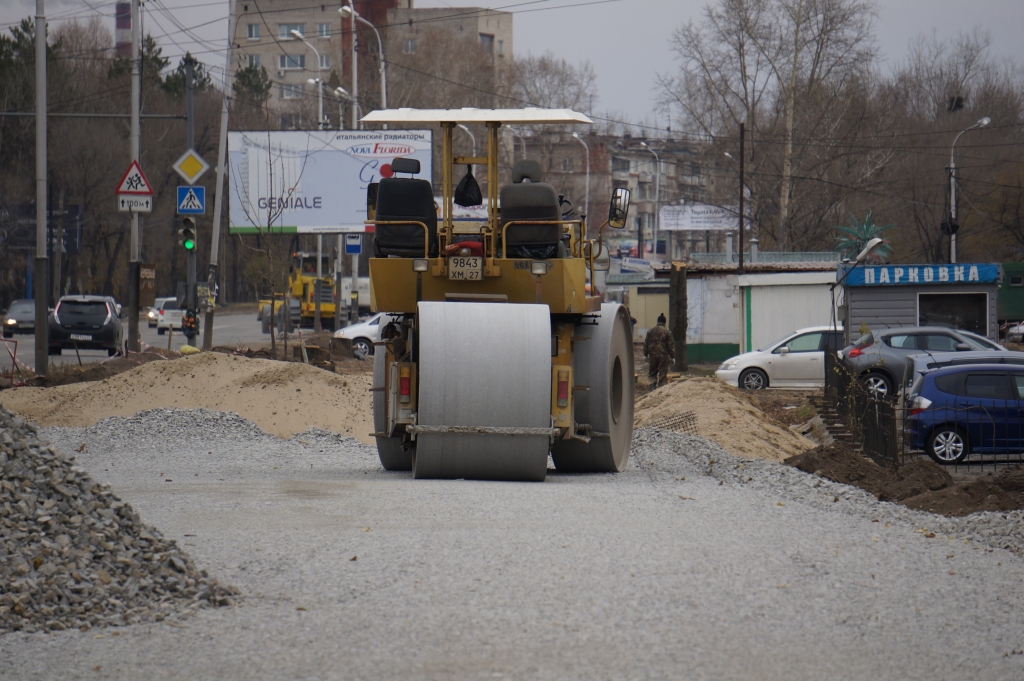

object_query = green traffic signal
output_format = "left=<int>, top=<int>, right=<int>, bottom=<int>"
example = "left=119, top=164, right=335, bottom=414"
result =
left=179, top=218, right=197, bottom=251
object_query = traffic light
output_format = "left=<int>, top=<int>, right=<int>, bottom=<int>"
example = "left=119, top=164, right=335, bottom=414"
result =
left=179, top=217, right=197, bottom=251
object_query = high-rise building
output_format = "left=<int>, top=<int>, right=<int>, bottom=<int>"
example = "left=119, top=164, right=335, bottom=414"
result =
left=114, top=2, right=132, bottom=58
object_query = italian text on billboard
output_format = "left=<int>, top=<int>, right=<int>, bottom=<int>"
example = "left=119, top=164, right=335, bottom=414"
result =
left=228, top=130, right=433, bottom=234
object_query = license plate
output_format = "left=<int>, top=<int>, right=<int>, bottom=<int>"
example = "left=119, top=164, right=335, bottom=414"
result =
left=448, top=256, right=482, bottom=281
left=70, top=334, right=91, bottom=341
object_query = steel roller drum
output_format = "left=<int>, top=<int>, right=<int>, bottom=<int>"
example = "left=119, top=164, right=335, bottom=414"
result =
left=413, top=301, right=552, bottom=481
left=550, top=303, right=634, bottom=472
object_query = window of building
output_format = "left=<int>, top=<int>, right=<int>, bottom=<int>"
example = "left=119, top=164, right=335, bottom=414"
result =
left=497, top=40, right=504, bottom=56
left=280, top=113, right=299, bottom=130
left=689, top=161, right=700, bottom=177
left=561, top=158, right=572, bottom=172
left=1011, top=275, right=1024, bottom=287
left=403, top=38, right=417, bottom=54
left=918, top=293, right=989, bottom=336
left=317, top=23, right=331, bottom=38
left=246, top=23, right=259, bottom=39
left=479, top=33, right=494, bottom=53
left=281, top=83, right=304, bottom=99
left=279, top=54, right=305, bottom=70
left=612, top=156, right=631, bottom=173
left=279, top=23, right=305, bottom=39
left=319, top=54, right=330, bottom=69
left=637, top=182, right=652, bottom=200
left=247, top=54, right=260, bottom=68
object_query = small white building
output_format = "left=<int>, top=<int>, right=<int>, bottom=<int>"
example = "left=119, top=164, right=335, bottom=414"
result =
left=608, top=261, right=842, bottom=363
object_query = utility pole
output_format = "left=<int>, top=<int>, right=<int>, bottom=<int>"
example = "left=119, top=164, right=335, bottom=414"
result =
left=335, top=237, right=343, bottom=331
left=34, top=0, right=48, bottom=375
left=738, top=122, right=745, bottom=273
left=315, top=234, right=322, bottom=332
left=203, top=0, right=237, bottom=351
left=350, top=250, right=359, bottom=324
left=349, top=2, right=358, bottom=129
left=126, top=0, right=141, bottom=352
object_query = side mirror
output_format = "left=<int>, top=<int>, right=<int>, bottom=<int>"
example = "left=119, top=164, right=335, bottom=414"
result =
left=608, top=187, right=630, bottom=229
left=366, top=182, right=379, bottom=220
left=778, top=347, right=789, bottom=355
left=119, top=310, right=128, bottom=320
left=955, top=343, right=972, bottom=351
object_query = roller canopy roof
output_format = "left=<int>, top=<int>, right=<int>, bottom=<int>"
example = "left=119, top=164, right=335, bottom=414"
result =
left=361, top=108, right=593, bottom=125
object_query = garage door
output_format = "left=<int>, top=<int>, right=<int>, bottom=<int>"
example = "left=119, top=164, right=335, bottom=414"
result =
left=749, top=284, right=836, bottom=351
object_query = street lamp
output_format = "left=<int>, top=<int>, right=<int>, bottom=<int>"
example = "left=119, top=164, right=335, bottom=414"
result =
left=334, top=86, right=354, bottom=129
left=640, top=141, right=661, bottom=261
left=829, top=237, right=885, bottom=352
left=948, top=116, right=991, bottom=263
left=290, top=29, right=324, bottom=131
left=340, top=4, right=387, bottom=125
left=456, top=123, right=476, bottom=156
left=571, top=132, right=590, bottom=217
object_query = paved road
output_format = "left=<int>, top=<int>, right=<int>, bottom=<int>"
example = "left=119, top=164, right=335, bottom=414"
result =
left=2, top=308, right=268, bottom=372
left=4, top=416, right=1023, bottom=680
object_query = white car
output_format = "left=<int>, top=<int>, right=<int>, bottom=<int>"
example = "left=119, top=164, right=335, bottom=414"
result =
left=333, top=313, right=396, bottom=356
left=156, top=298, right=184, bottom=335
left=148, top=297, right=174, bottom=328
left=716, top=325, right=845, bottom=390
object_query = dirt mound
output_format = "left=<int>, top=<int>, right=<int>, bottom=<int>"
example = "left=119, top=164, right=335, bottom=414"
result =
left=1, top=408, right=235, bottom=633
left=901, top=481, right=1022, bottom=517
left=784, top=443, right=1024, bottom=517
left=785, top=441, right=892, bottom=492
left=1, top=352, right=373, bottom=443
left=635, top=378, right=815, bottom=461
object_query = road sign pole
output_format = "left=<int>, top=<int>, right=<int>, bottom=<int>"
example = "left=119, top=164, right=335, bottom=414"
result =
left=127, top=0, right=141, bottom=353
left=34, top=0, right=48, bottom=376
left=203, top=0, right=236, bottom=352
left=184, top=54, right=197, bottom=346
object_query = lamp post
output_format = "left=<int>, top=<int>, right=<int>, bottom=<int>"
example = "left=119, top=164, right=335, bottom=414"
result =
left=290, top=30, right=324, bottom=130
left=456, top=123, right=476, bottom=156
left=829, top=237, right=884, bottom=350
left=571, top=132, right=590, bottom=217
left=340, top=4, right=387, bottom=124
left=948, top=116, right=990, bottom=263
left=335, top=86, right=354, bottom=129
left=640, top=141, right=660, bottom=261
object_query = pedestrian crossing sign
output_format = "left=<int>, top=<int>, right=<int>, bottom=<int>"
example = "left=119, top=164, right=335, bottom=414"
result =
left=177, top=185, right=206, bottom=215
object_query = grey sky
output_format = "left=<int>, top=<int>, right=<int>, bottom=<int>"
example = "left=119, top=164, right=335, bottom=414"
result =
left=2, top=0, right=1023, bottom=125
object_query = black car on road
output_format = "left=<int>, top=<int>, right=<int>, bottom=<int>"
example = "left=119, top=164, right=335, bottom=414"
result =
left=48, top=295, right=125, bottom=356
left=3, top=299, right=35, bottom=337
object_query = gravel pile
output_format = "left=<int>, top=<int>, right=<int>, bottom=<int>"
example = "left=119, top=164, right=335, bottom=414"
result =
left=0, top=407, right=236, bottom=634
left=633, top=428, right=1024, bottom=553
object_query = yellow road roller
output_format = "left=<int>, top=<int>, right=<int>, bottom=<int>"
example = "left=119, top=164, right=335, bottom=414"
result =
left=362, top=108, right=634, bottom=481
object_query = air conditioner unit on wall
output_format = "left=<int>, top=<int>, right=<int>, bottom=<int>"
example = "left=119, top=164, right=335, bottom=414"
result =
left=277, top=70, right=285, bottom=77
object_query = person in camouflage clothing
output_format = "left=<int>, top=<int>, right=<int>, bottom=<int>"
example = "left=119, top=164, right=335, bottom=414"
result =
left=644, top=313, right=675, bottom=388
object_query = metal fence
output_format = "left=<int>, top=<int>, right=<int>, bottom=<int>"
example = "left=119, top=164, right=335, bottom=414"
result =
left=823, top=350, right=900, bottom=469
left=824, top=350, right=1024, bottom=471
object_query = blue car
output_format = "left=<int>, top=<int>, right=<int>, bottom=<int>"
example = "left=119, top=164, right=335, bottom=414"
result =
left=906, top=364, right=1024, bottom=464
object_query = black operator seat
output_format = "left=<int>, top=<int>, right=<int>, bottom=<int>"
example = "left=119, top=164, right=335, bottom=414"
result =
left=374, top=157, right=438, bottom=257
left=499, top=159, right=561, bottom=258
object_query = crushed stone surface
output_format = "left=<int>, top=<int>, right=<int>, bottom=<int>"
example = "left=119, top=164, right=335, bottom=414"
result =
left=1, top=409, right=1023, bottom=680
left=634, top=377, right=815, bottom=461
left=0, top=408, right=236, bottom=635
left=1, top=352, right=373, bottom=443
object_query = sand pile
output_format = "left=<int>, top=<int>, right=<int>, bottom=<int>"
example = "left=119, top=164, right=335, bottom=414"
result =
left=1, top=353, right=373, bottom=443
left=0, top=408, right=235, bottom=633
left=634, top=378, right=814, bottom=461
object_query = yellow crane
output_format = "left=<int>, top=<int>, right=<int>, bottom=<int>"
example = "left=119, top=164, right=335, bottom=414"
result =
left=364, top=108, right=634, bottom=481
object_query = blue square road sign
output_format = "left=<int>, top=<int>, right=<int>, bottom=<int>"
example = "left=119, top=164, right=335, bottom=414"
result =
left=345, top=233, right=362, bottom=255
left=177, top=186, right=206, bottom=215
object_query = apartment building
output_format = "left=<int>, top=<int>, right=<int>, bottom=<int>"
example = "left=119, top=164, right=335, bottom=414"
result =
left=386, top=5, right=512, bottom=62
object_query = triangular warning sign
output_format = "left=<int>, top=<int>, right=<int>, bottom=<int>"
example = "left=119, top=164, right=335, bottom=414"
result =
left=179, top=188, right=202, bottom=210
left=116, top=160, right=154, bottom=195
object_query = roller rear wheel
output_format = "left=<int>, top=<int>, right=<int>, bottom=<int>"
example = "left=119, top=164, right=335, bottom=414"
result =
left=373, top=345, right=412, bottom=471
left=551, top=303, right=634, bottom=473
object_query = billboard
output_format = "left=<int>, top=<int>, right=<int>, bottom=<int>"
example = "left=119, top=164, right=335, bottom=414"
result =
left=228, top=129, right=433, bottom=234
left=659, top=203, right=751, bottom=232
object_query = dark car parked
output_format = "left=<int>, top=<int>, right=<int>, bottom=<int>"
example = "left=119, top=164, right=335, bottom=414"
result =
left=48, top=295, right=125, bottom=356
left=906, top=364, right=1024, bottom=464
left=3, top=299, right=35, bottom=337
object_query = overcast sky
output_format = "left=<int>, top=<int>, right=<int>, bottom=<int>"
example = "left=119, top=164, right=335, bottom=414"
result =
left=2, top=0, right=1023, bottom=124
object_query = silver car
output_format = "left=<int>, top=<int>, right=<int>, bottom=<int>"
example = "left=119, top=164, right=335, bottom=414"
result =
left=841, top=326, right=999, bottom=398
left=2, top=299, right=35, bottom=337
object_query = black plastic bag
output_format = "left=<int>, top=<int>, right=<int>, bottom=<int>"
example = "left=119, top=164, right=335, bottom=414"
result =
left=454, top=165, right=482, bottom=207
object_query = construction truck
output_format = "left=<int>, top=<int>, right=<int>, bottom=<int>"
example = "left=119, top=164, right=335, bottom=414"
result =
left=258, top=251, right=336, bottom=331
left=364, top=108, right=634, bottom=481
